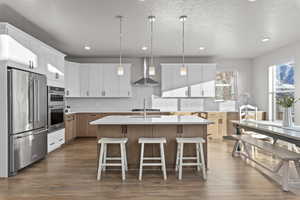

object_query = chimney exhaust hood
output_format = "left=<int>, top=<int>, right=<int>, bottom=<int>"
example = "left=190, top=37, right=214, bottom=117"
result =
left=133, top=58, right=159, bottom=87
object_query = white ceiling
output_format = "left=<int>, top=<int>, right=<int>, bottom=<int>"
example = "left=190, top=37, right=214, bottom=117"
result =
left=0, top=0, right=300, bottom=58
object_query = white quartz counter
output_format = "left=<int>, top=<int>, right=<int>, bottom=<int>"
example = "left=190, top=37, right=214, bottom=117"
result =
left=90, top=115, right=213, bottom=125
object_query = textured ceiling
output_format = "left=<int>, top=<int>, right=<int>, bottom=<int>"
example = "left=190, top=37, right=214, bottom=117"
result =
left=0, top=0, right=300, bottom=58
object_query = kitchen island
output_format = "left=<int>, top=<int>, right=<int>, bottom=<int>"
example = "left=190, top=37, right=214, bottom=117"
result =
left=90, top=115, right=213, bottom=169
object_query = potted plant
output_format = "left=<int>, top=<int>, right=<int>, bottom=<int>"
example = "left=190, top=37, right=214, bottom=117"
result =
left=276, top=96, right=299, bottom=127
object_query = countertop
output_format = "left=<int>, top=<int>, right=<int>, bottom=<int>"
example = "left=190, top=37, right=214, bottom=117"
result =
left=90, top=115, right=213, bottom=125
left=65, top=110, right=239, bottom=115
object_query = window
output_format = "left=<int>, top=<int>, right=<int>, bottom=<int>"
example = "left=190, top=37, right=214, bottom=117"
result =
left=268, top=62, right=295, bottom=121
left=215, top=71, right=238, bottom=101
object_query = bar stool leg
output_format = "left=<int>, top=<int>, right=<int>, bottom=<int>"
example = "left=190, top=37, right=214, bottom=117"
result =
left=178, top=142, right=184, bottom=180
left=196, top=143, right=200, bottom=172
left=103, top=144, right=107, bottom=172
left=120, top=143, right=126, bottom=181
left=175, top=143, right=180, bottom=171
left=97, top=143, right=105, bottom=180
left=139, top=143, right=145, bottom=181
left=160, top=143, right=167, bottom=180
left=123, top=143, right=128, bottom=171
left=199, top=143, right=207, bottom=180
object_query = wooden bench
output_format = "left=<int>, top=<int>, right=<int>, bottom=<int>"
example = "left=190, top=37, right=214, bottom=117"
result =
left=232, top=135, right=300, bottom=191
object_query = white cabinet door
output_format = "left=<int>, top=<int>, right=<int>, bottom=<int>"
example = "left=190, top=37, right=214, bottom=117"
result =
left=161, top=64, right=188, bottom=97
left=188, top=64, right=203, bottom=97
left=102, top=64, right=119, bottom=97
left=88, top=64, right=103, bottom=97
left=119, top=64, right=132, bottom=97
left=45, top=49, right=65, bottom=87
left=202, top=64, right=216, bottom=97
left=65, top=61, right=80, bottom=97
left=80, top=65, right=90, bottom=97
left=1, top=29, right=37, bottom=70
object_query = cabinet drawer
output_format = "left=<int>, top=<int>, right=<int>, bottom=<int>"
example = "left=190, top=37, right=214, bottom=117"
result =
left=47, top=129, right=65, bottom=153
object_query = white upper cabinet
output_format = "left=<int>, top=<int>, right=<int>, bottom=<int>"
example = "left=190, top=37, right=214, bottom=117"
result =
left=161, top=63, right=216, bottom=98
left=188, top=64, right=216, bottom=98
left=79, top=65, right=90, bottom=97
left=161, top=64, right=189, bottom=98
left=0, top=32, right=37, bottom=70
left=66, top=63, right=132, bottom=98
left=88, top=64, right=103, bottom=97
left=0, top=23, right=65, bottom=87
left=102, top=64, right=119, bottom=97
left=119, top=64, right=131, bottom=97
left=65, top=61, right=80, bottom=97
left=45, top=49, right=65, bottom=87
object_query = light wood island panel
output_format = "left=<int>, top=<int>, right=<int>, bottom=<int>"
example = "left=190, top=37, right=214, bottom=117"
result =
left=96, top=124, right=208, bottom=169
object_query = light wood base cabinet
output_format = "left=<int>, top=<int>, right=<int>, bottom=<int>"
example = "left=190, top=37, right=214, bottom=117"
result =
left=65, top=114, right=77, bottom=143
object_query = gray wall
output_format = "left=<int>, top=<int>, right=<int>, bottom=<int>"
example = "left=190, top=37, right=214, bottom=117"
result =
left=66, top=56, right=253, bottom=112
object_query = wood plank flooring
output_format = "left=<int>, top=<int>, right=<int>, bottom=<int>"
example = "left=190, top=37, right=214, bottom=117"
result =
left=0, top=138, right=299, bottom=200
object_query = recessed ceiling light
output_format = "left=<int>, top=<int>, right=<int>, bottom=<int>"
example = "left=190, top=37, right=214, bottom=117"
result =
left=248, top=0, right=257, bottom=2
left=261, top=37, right=270, bottom=42
left=199, top=47, right=206, bottom=50
left=84, top=46, right=91, bottom=50
left=142, top=46, right=148, bottom=51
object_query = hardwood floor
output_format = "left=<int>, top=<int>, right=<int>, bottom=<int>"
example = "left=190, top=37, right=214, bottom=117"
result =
left=0, top=138, right=299, bottom=200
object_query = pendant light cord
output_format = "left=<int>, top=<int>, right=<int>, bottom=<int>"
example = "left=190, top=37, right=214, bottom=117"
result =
left=182, top=18, right=185, bottom=67
left=150, top=17, right=154, bottom=66
left=119, top=16, right=122, bottom=67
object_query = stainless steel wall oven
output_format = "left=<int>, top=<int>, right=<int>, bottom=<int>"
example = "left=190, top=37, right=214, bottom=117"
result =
left=48, top=86, right=65, bottom=132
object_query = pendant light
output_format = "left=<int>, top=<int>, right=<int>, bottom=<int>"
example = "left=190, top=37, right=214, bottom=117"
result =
left=148, top=15, right=156, bottom=76
left=117, top=15, right=124, bottom=76
left=179, top=15, right=187, bottom=76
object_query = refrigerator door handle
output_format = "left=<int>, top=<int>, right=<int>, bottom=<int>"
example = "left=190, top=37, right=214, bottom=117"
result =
left=29, top=74, right=34, bottom=124
left=34, top=78, right=39, bottom=122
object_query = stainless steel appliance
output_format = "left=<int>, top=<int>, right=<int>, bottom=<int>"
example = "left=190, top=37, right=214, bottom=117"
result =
left=48, top=86, right=65, bottom=132
left=7, top=68, right=48, bottom=176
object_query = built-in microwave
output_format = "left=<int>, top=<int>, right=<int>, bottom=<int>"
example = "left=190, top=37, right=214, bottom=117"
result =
left=48, top=86, right=65, bottom=132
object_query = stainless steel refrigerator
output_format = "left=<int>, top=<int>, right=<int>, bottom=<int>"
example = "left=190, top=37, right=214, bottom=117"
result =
left=7, top=68, right=48, bottom=176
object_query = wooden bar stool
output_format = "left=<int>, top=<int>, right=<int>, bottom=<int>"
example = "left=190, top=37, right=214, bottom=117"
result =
left=97, top=138, right=128, bottom=181
left=175, top=137, right=207, bottom=180
left=138, top=137, right=167, bottom=181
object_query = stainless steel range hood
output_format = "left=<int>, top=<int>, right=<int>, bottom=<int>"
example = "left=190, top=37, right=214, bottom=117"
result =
left=133, top=58, right=159, bottom=87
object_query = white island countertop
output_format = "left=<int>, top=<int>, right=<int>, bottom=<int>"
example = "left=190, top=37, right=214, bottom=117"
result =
left=90, top=115, right=213, bottom=125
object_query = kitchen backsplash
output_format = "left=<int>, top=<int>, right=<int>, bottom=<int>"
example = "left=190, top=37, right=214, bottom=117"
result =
left=66, top=86, right=237, bottom=112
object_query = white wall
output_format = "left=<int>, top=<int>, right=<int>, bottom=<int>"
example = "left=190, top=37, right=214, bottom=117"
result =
left=66, top=56, right=253, bottom=112
left=253, top=41, right=300, bottom=122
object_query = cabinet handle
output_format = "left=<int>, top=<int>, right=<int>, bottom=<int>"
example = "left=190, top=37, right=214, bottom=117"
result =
left=29, top=60, right=32, bottom=68
left=86, top=91, right=89, bottom=96
left=185, top=90, right=188, bottom=97
left=50, top=142, right=55, bottom=146
left=66, top=90, right=70, bottom=96
left=55, top=73, right=59, bottom=79
left=128, top=91, right=130, bottom=96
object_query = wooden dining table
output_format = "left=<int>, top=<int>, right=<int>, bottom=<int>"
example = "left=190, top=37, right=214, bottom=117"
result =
left=231, top=120, right=300, bottom=147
